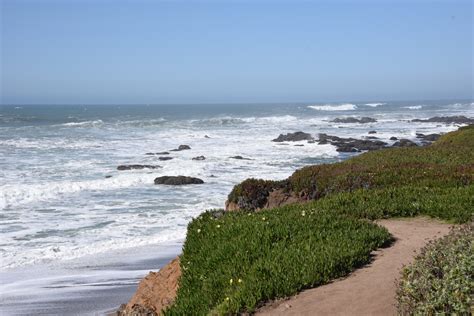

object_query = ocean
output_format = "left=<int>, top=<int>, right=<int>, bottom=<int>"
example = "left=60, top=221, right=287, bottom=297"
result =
left=0, top=100, right=472, bottom=315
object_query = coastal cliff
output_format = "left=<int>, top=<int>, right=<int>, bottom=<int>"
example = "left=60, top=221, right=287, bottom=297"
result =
left=119, top=124, right=473, bottom=315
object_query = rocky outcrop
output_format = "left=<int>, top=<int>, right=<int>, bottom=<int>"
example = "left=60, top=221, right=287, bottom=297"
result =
left=318, top=133, right=387, bottom=152
left=154, top=176, right=204, bottom=185
left=170, top=145, right=191, bottom=152
left=192, top=156, right=206, bottom=161
left=158, top=157, right=173, bottom=161
left=331, top=117, right=377, bottom=124
left=117, top=165, right=161, bottom=171
left=392, top=139, right=418, bottom=147
left=412, top=116, right=474, bottom=124
left=272, top=131, right=314, bottom=142
left=225, top=188, right=302, bottom=212
left=118, top=257, right=181, bottom=316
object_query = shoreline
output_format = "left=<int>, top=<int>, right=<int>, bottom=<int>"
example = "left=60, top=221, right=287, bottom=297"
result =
left=0, top=242, right=181, bottom=316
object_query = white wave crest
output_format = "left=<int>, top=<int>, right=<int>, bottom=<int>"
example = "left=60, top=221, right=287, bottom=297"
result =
left=403, top=105, right=423, bottom=110
left=364, top=102, right=386, bottom=107
left=308, top=103, right=357, bottom=111
left=62, top=120, right=104, bottom=127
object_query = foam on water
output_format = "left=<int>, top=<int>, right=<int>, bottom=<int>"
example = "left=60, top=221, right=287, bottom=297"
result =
left=308, top=103, right=357, bottom=111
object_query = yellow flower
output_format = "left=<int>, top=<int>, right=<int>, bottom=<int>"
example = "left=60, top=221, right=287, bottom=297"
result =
left=225, top=297, right=229, bottom=301
left=217, top=224, right=221, bottom=228
left=238, top=278, right=242, bottom=283
left=262, top=217, right=266, bottom=221
left=230, top=278, right=233, bottom=284
left=197, top=229, right=201, bottom=233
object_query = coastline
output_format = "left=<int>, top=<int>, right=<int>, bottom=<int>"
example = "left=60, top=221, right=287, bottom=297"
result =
left=0, top=242, right=181, bottom=316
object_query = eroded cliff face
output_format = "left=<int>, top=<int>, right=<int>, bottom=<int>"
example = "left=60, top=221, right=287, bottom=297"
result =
left=225, top=188, right=304, bottom=212
left=118, top=257, right=181, bottom=316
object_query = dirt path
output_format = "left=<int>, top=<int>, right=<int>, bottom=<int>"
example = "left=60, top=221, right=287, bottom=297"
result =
left=257, top=217, right=452, bottom=316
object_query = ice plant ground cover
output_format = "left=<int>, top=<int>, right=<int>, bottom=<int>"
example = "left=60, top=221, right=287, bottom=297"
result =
left=165, top=126, right=473, bottom=314
left=397, top=223, right=473, bottom=315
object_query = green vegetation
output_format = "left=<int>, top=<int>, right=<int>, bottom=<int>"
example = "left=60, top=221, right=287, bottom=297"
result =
left=165, top=209, right=391, bottom=315
left=166, top=126, right=473, bottom=314
left=397, top=223, right=473, bottom=315
left=228, top=126, right=474, bottom=207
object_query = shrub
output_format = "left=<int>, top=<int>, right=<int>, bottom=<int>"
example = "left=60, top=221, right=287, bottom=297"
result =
left=396, top=223, right=474, bottom=315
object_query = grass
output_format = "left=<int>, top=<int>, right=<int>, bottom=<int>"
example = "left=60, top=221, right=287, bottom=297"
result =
left=397, top=223, right=473, bottom=315
left=164, top=126, right=474, bottom=314
left=164, top=209, right=391, bottom=315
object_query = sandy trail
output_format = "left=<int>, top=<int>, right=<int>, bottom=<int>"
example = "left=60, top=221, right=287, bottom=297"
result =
left=257, top=217, right=452, bottom=316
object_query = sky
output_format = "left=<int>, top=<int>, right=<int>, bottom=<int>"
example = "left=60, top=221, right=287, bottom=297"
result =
left=1, top=0, right=473, bottom=104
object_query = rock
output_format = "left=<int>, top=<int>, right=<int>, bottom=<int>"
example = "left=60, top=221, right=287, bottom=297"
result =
left=390, top=136, right=398, bottom=141
left=318, top=133, right=387, bottom=152
left=272, top=131, right=314, bottom=142
left=366, top=136, right=378, bottom=139
left=368, top=130, right=377, bottom=134
left=307, top=140, right=316, bottom=144
left=154, top=176, right=204, bottom=185
left=158, top=157, right=173, bottom=161
left=204, top=135, right=210, bottom=138
left=416, top=133, right=441, bottom=141
left=192, top=156, right=206, bottom=161
left=230, top=155, right=252, bottom=160
left=170, top=145, right=191, bottom=152
left=294, top=144, right=304, bottom=147
left=117, top=165, right=161, bottom=171
left=118, top=257, right=181, bottom=316
left=105, top=175, right=112, bottom=178
left=331, top=117, right=377, bottom=124
left=412, top=116, right=474, bottom=124
left=392, top=139, right=418, bottom=147
left=146, top=151, right=169, bottom=155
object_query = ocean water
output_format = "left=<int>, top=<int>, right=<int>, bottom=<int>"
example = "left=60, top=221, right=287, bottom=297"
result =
left=0, top=100, right=472, bottom=314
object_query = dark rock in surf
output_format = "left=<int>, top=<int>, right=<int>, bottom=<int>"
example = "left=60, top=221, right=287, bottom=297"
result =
left=331, top=117, right=377, bottom=124
left=368, top=130, right=377, bottom=134
left=117, top=165, right=161, bottom=171
left=170, top=145, right=191, bottom=152
left=411, top=116, right=474, bottom=125
left=230, top=155, right=252, bottom=160
left=416, top=133, right=441, bottom=142
left=158, top=157, right=173, bottom=161
left=154, top=176, right=204, bottom=185
left=192, top=156, right=206, bottom=161
left=390, top=137, right=398, bottom=141
left=272, top=131, right=314, bottom=142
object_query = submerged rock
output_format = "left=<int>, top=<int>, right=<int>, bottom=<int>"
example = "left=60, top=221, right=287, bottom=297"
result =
left=192, top=156, right=206, bottom=161
left=158, top=157, right=173, bottom=161
left=390, top=136, right=398, bottom=141
left=117, top=165, right=161, bottom=170
left=368, top=130, right=377, bottom=134
left=272, top=131, right=314, bottom=142
left=331, top=117, right=377, bottom=124
left=412, top=116, right=474, bottom=124
left=230, top=155, right=252, bottom=160
left=154, top=176, right=204, bottom=185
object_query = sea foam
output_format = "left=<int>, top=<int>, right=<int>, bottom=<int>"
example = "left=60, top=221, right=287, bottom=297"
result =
left=308, top=103, right=357, bottom=111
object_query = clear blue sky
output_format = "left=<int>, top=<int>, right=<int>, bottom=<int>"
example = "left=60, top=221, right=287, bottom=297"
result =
left=1, top=0, right=472, bottom=104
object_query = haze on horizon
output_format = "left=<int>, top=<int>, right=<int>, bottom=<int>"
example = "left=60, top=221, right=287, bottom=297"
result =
left=1, top=0, right=473, bottom=105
